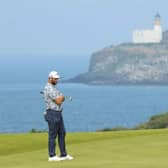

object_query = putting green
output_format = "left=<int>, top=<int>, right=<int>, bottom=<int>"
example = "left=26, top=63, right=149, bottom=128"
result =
left=0, top=129, right=168, bottom=168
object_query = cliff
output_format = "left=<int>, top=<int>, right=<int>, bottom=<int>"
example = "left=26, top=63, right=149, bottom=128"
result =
left=68, top=31, right=168, bottom=85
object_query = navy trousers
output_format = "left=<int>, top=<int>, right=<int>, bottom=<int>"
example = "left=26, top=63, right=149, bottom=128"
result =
left=45, top=109, right=67, bottom=157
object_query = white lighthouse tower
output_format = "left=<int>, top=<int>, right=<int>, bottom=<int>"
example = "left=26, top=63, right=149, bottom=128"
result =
left=153, top=13, right=162, bottom=41
left=133, top=14, right=162, bottom=43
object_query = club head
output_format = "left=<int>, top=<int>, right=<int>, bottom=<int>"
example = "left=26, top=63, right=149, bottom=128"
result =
left=40, top=91, right=44, bottom=94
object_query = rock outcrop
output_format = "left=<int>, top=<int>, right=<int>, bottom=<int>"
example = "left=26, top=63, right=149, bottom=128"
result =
left=68, top=31, right=168, bottom=85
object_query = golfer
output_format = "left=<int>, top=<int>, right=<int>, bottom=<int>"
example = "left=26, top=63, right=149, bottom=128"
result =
left=43, top=70, right=73, bottom=162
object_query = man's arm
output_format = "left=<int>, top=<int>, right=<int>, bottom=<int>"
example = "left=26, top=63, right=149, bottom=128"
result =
left=54, top=95, right=65, bottom=106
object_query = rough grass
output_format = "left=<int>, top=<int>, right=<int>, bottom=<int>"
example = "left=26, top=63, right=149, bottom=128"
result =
left=1, top=129, right=168, bottom=168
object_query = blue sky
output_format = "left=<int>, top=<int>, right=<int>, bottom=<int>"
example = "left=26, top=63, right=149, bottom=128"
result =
left=0, top=0, right=168, bottom=57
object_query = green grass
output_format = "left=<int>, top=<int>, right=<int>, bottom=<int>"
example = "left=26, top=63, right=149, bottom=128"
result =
left=1, top=129, right=168, bottom=168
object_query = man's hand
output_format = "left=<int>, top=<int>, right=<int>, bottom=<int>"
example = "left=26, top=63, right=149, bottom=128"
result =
left=55, top=95, right=65, bottom=105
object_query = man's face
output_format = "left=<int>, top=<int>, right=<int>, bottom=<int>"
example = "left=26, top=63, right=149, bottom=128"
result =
left=51, top=78, right=59, bottom=85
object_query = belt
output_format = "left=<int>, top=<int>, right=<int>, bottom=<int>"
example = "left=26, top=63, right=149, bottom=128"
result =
left=47, top=109, right=62, bottom=112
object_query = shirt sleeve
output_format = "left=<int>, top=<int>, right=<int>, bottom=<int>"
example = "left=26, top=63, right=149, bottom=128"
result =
left=47, top=86, right=61, bottom=100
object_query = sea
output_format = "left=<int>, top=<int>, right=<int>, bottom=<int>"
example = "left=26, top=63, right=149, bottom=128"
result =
left=0, top=82, right=168, bottom=133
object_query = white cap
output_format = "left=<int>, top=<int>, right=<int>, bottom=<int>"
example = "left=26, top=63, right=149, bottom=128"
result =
left=48, top=71, right=60, bottom=79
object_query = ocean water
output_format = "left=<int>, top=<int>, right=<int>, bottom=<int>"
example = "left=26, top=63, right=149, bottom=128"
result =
left=0, top=83, right=168, bottom=133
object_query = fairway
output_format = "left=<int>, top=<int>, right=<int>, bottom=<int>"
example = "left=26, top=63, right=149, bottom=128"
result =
left=1, top=129, right=168, bottom=168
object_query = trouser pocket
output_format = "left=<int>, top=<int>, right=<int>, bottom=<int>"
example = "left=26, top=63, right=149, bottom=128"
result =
left=45, top=109, right=62, bottom=122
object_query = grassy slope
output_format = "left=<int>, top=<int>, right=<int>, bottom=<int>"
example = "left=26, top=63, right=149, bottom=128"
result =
left=0, top=129, right=168, bottom=168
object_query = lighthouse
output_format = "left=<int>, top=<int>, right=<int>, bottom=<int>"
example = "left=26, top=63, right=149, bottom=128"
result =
left=133, top=14, right=162, bottom=43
